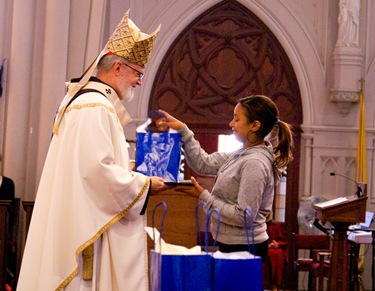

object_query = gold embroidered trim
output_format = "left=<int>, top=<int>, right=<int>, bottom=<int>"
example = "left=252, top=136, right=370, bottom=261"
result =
left=53, top=103, right=118, bottom=134
left=56, top=268, right=78, bottom=291
left=55, top=177, right=151, bottom=290
left=82, top=244, right=94, bottom=280
left=65, top=103, right=115, bottom=114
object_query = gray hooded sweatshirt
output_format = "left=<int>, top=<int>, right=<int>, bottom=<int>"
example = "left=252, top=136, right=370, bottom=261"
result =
left=179, top=125, right=278, bottom=245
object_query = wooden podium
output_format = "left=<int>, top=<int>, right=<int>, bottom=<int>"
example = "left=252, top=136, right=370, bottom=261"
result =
left=314, top=195, right=367, bottom=291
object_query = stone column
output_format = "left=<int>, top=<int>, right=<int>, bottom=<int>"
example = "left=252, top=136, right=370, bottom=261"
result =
left=330, top=0, right=363, bottom=114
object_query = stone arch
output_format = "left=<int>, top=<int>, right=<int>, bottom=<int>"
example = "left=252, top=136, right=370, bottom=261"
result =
left=149, top=1, right=303, bottom=287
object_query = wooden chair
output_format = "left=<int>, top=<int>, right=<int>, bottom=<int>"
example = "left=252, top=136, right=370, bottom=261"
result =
left=22, top=201, right=35, bottom=237
left=0, top=200, right=12, bottom=291
left=7, top=198, right=20, bottom=289
left=0, top=198, right=20, bottom=291
left=292, top=233, right=331, bottom=291
left=313, top=250, right=331, bottom=291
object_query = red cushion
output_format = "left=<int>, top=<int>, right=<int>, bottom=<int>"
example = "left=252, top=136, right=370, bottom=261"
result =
left=310, top=262, right=330, bottom=277
left=295, top=258, right=313, bottom=266
left=294, top=258, right=313, bottom=271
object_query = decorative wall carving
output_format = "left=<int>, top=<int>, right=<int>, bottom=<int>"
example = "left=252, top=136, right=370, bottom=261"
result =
left=330, top=90, right=359, bottom=114
left=149, top=0, right=302, bottom=133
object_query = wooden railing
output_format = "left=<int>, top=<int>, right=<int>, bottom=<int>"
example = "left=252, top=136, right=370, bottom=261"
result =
left=0, top=200, right=12, bottom=291
left=22, top=201, right=35, bottom=237
left=0, top=199, right=32, bottom=291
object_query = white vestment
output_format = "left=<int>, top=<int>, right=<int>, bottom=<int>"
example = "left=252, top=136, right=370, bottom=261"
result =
left=17, top=80, right=151, bottom=291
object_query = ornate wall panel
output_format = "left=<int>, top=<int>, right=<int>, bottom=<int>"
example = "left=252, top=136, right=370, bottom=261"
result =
left=149, top=0, right=302, bottom=133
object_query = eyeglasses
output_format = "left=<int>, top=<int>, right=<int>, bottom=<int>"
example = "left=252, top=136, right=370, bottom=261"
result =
left=121, top=62, right=144, bottom=80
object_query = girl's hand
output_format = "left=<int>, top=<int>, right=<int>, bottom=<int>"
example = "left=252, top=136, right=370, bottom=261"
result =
left=158, top=109, right=185, bottom=131
left=189, top=176, right=204, bottom=198
left=169, top=176, right=204, bottom=198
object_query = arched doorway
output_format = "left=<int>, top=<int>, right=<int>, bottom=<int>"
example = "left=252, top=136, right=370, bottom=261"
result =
left=149, top=1, right=302, bottom=288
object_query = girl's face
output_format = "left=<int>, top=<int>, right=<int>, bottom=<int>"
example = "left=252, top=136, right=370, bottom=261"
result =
left=229, top=103, right=253, bottom=145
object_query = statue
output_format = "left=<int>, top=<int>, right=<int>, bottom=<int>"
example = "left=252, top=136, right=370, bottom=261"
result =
left=336, top=0, right=360, bottom=47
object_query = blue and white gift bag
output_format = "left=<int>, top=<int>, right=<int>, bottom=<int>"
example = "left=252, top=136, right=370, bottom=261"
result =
left=135, top=111, right=181, bottom=182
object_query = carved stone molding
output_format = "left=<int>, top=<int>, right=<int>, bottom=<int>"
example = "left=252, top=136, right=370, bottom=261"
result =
left=330, top=90, right=359, bottom=115
left=330, top=46, right=363, bottom=114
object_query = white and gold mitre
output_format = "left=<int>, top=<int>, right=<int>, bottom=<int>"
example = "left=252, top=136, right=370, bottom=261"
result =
left=105, top=10, right=161, bottom=67
left=53, top=9, right=161, bottom=135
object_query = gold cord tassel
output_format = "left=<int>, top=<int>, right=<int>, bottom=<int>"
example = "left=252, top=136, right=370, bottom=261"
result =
left=82, top=244, right=94, bottom=280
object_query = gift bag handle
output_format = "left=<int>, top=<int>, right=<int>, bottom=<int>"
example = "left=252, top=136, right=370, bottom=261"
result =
left=195, top=201, right=208, bottom=250
left=195, top=201, right=220, bottom=252
left=206, top=208, right=220, bottom=253
left=244, top=207, right=256, bottom=256
left=152, top=201, right=167, bottom=253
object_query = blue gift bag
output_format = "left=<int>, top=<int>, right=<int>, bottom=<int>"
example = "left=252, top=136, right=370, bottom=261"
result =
left=212, top=207, right=263, bottom=291
left=136, top=132, right=181, bottom=182
left=213, top=255, right=263, bottom=291
left=150, top=251, right=212, bottom=291
left=149, top=202, right=215, bottom=291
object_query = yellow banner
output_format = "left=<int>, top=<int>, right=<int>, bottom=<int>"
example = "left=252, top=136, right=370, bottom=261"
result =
left=356, top=90, right=366, bottom=183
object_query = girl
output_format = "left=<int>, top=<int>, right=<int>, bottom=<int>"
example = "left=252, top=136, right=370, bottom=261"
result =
left=160, top=95, right=293, bottom=261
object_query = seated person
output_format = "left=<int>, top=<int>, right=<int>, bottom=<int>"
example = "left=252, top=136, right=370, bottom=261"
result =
left=0, top=176, right=15, bottom=200
left=263, top=212, right=288, bottom=291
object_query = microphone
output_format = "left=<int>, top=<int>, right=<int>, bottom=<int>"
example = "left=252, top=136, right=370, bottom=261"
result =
left=313, top=219, right=333, bottom=238
left=313, top=219, right=329, bottom=234
left=330, top=172, right=362, bottom=198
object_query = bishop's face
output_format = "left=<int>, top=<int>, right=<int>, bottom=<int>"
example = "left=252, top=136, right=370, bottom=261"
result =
left=116, top=61, right=144, bottom=102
